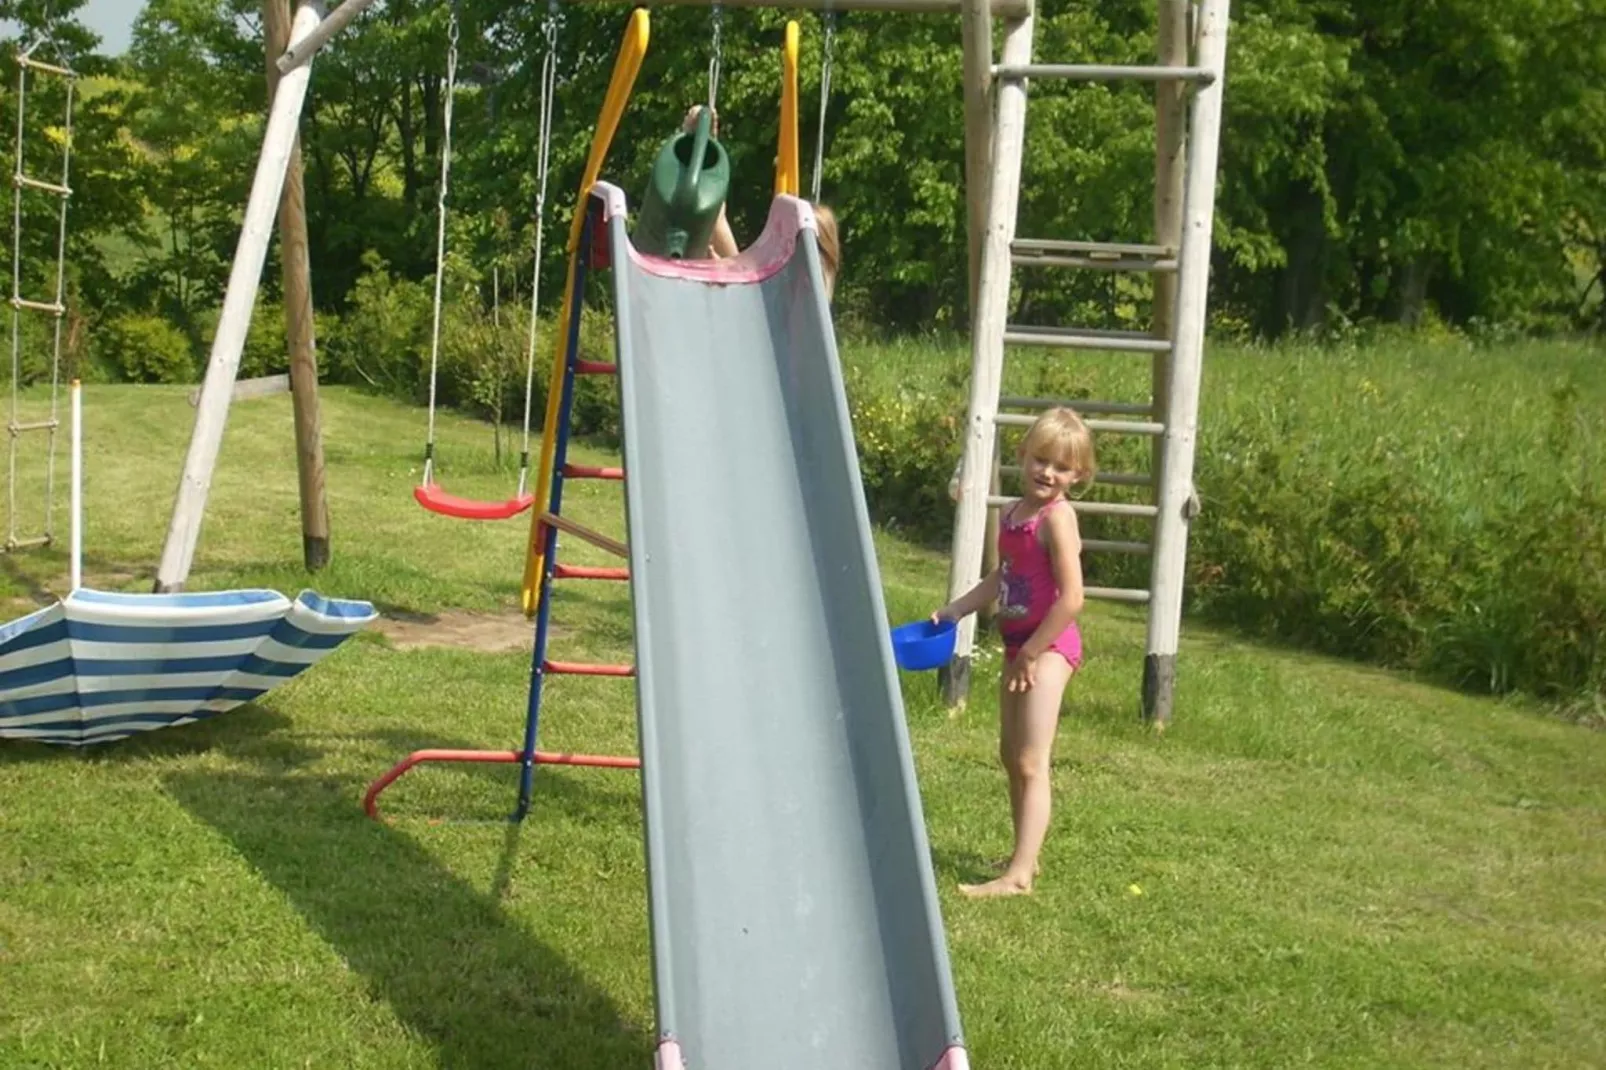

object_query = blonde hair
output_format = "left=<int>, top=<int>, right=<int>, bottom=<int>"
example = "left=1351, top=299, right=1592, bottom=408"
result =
left=813, top=202, right=840, bottom=301
left=1019, top=407, right=1097, bottom=486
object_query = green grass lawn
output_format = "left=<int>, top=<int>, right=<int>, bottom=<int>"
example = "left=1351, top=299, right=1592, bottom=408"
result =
left=1, top=382, right=1602, bottom=1068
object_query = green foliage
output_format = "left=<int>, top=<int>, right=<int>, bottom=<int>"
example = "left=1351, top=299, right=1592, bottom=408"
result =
left=92, top=310, right=192, bottom=383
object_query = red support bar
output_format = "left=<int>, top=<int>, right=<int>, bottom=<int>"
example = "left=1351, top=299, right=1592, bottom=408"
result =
left=563, top=463, right=625, bottom=481
left=364, top=748, right=640, bottom=819
left=553, top=563, right=630, bottom=581
left=574, top=360, right=617, bottom=376
left=544, top=659, right=635, bottom=677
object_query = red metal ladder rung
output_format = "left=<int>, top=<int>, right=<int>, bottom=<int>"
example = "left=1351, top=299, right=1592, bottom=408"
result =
left=574, top=360, right=617, bottom=376
left=563, top=463, right=625, bottom=481
left=552, top=564, right=629, bottom=581
left=543, top=659, right=634, bottom=677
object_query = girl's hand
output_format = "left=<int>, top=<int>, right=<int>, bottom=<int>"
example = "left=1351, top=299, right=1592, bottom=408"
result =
left=683, top=105, right=719, bottom=136
left=1007, top=650, right=1039, bottom=693
left=931, top=604, right=960, bottom=625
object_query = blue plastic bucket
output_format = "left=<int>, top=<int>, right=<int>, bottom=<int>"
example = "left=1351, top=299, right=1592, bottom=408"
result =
left=890, top=618, right=957, bottom=672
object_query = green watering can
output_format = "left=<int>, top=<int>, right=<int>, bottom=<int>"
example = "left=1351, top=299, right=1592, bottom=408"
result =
left=633, top=107, right=731, bottom=260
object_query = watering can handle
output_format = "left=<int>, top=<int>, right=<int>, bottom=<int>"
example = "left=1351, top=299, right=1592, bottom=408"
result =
left=673, top=107, right=714, bottom=207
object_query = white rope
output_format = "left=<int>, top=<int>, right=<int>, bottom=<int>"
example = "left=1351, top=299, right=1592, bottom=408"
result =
left=421, top=4, right=460, bottom=486
left=7, top=37, right=74, bottom=552
left=517, top=8, right=559, bottom=498
left=810, top=11, right=835, bottom=204
left=9, top=56, right=27, bottom=549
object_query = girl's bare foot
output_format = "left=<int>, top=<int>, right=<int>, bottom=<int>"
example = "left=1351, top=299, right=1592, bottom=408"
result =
left=989, top=857, right=1041, bottom=877
left=959, top=873, right=1033, bottom=898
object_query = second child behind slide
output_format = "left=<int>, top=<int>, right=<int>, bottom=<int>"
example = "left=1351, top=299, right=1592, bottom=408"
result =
left=682, top=105, right=842, bottom=301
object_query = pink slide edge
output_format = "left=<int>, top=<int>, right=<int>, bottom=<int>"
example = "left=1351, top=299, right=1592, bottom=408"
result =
left=654, top=1038, right=684, bottom=1069
left=590, top=180, right=816, bottom=285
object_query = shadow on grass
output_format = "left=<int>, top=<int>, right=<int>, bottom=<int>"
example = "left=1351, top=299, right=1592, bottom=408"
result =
left=0, top=703, right=311, bottom=767
left=163, top=767, right=651, bottom=1070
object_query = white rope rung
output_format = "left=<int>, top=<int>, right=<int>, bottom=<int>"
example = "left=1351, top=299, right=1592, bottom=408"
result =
left=17, top=56, right=74, bottom=78
left=5, top=534, right=51, bottom=551
left=11, top=297, right=65, bottom=315
left=14, top=173, right=70, bottom=196
left=9, top=418, right=59, bottom=434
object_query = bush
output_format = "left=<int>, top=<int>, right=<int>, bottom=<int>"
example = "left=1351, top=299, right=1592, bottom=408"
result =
left=92, top=312, right=194, bottom=383
left=192, top=300, right=298, bottom=381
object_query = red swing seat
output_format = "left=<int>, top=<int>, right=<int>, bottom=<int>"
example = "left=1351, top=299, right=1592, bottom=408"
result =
left=414, top=482, right=535, bottom=521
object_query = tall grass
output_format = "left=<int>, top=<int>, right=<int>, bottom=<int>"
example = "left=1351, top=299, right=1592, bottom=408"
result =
left=840, top=331, right=1606, bottom=706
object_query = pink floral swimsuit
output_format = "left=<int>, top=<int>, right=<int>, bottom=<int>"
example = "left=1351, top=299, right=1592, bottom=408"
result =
left=996, top=499, right=1084, bottom=668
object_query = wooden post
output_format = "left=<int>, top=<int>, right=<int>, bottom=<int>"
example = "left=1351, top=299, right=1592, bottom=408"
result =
left=959, top=0, right=992, bottom=312
left=1144, top=0, right=1230, bottom=725
left=153, top=0, right=324, bottom=592
left=941, top=12, right=1035, bottom=707
left=959, top=0, right=1003, bottom=640
left=266, top=0, right=330, bottom=571
left=1151, top=0, right=1187, bottom=507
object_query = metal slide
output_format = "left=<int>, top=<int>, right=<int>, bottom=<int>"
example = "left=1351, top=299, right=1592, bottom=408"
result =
left=590, top=184, right=969, bottom=1070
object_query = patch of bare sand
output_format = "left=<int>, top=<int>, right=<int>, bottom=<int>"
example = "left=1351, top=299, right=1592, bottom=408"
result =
left=373, top=608, right=542, bottom=653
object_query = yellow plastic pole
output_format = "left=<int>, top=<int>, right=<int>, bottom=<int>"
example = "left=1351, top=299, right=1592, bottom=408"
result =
left=775, top=21, right=800, bottom=196
left=521, top=8, right=651, bottom=617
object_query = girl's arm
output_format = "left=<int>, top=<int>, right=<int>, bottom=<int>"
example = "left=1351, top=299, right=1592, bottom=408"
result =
left=934, top=568, right=1001, bottom=623
left=709, top=205, right=740, bottom=258
left=1015, top=502, right=1085, bottom=661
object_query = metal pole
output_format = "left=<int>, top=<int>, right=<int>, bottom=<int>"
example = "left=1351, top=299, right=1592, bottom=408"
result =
left=69, top=378, right=80, bottom=591
left=154, top=0, right=325, bottom=592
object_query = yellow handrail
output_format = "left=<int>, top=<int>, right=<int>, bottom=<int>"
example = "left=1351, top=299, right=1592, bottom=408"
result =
left=775, top=20, right=801, bottom=197
left=522, top=8, right=651, bottom=617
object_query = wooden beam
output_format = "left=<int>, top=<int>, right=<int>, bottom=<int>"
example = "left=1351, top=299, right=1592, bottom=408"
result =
left=564, top=0, right=1034, bottom=15
left=1151, top=0, right=1188, bottom=511
left=539, top=513, right=629, bottom=560
left=941, top=10, right=1035, bottom=708
left=266, top=0, right=331, bottom=573
left=153, top=0, right=324, bottom=593
left=187, top=373, right=290, bottom=407
left=1145, top=0, right=1231, bottom=725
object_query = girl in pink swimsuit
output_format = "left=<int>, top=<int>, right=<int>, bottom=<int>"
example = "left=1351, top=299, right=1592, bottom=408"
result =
left=934, top=406, right=1095, bottom=898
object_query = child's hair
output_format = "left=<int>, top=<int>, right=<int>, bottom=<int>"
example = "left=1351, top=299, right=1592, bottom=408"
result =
left=812, top=202, right=840, bottom=300
left=1019, top=407, right=1097, bottom=486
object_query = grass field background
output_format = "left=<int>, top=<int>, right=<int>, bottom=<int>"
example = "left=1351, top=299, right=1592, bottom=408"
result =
left=0, top=373, right=1602, bottom=1069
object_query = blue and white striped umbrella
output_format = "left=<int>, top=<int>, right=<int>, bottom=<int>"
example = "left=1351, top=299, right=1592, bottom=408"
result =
left=0, top=587, right=376, bottom=746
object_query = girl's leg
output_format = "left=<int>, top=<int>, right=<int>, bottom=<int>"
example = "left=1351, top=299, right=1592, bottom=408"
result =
left=961, top=652, right=1074, bottom=898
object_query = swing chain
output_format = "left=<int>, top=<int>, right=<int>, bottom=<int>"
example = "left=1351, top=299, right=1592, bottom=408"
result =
left=708, top=4, right=724, bottom=111
left=811, top=10, right=836, bottom=204
left=422, top=0, right=462, bottom=482
left=518, top=3, right=562, bottom=494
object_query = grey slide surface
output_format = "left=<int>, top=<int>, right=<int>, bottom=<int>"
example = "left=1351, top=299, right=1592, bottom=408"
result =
left=608, top=198, right=966, bottom=1069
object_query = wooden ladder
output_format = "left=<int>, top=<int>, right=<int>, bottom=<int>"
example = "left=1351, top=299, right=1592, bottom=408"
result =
left=946, top=0, right=1232, bottom=725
